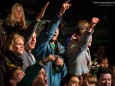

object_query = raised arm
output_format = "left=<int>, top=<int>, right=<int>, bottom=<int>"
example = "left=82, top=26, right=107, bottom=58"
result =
left=35, top=0, right=71, bottom=51
left=87, top=17, right=100, bottom=32
left=58, top=0, right=71, bottom=16
left=36, top=2, right=49, bottom=21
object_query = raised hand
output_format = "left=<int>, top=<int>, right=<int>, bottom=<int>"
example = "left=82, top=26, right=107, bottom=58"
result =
left=58, top=0, right=71, bottom=16
left=48, top=54, right=56, bottom=62
left=36, top=2, right=49, bottom=21
left=89, top=17, right=100, bottom=28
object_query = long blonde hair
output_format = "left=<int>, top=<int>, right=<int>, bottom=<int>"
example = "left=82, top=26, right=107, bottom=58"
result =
left=5, top=3, right=27, bottom=29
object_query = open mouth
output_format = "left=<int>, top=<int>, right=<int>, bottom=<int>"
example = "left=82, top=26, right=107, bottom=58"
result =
left=53, top=34, right=56, bottom=36
left=30, top=43, right=35, bottom=45
left=44, top=79, right=47, bottom=86
left=44, top=77, right=47, bottom=85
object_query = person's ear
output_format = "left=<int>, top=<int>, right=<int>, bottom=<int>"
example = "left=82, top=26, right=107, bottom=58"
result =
left=9, top=79, right=17, bottom=85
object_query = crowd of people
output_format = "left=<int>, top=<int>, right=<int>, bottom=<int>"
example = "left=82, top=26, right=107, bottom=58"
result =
left=0, top=0, right=114, bottom=86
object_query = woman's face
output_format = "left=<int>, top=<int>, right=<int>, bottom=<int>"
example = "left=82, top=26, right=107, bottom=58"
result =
left=68, top=76, right=80, bottom=86
left=100, top=58, right=109, bottom=68
left=12, top=38, right=24, bottom=55
left=14, top=6, right=23, bottom=22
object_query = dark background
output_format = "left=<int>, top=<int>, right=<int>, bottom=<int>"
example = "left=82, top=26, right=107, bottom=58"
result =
left=0, top=0, right=115, bottom=21
left=0, top=0, right=115, bottom=64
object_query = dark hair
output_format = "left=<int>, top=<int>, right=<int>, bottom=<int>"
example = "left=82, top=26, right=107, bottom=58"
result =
left=97, top=68, right=112, bottom=80
left=42, top=20, right=63, bottom=32
left=60, top=73, right=79, bottom=86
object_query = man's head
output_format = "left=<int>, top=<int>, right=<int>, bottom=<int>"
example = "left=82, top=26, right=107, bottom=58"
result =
left=25, top=32, right=36, bottom=52
left=71, top=26, right=92, bottom=47
left=32, top=68, right=47, bottom=86
left=60, top=73, right=80, bottom=86
left=51, top=28, right=59, bottom=42
left=43, top=20, right=63, bottom=43
left=97, top=68, right=112, bottom=86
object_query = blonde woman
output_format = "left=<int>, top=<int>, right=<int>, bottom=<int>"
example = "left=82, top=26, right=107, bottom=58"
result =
left=0, top=33, right=55, bottom=86
left=0, top=2, right=49, bottom=53
left=2, top=3, right=27, bottom=37
left=0, top=33, right=24, bottom=86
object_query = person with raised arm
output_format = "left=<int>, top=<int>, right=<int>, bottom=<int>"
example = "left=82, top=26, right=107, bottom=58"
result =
left=65, top=17, right=100, bottom=75
left=33, top=0, right=71, bottom=86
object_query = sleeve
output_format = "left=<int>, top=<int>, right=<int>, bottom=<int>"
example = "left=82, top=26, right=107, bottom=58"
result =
left=61, top=64, right=67, bottom=78
left=34, top=15, right=61, bottom=52
left=66, top=31, right=93, bottom=63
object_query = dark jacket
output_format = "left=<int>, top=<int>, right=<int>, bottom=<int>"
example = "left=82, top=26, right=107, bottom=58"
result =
left=17, top=62, right=43, bottom=86
left=0, top=50, right=23, bottom=86
left=0, top=25, right=7, bottom=54
left=0, top=20, right=40, bottom=54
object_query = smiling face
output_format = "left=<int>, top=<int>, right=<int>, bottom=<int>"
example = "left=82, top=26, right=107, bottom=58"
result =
left=25, top=32, right=36, bottom=52
left=12, top=37, right=24, bottom=55
left=98, top=74, right=112, bottom=86
left=100, top=58, right=109, bottom=68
